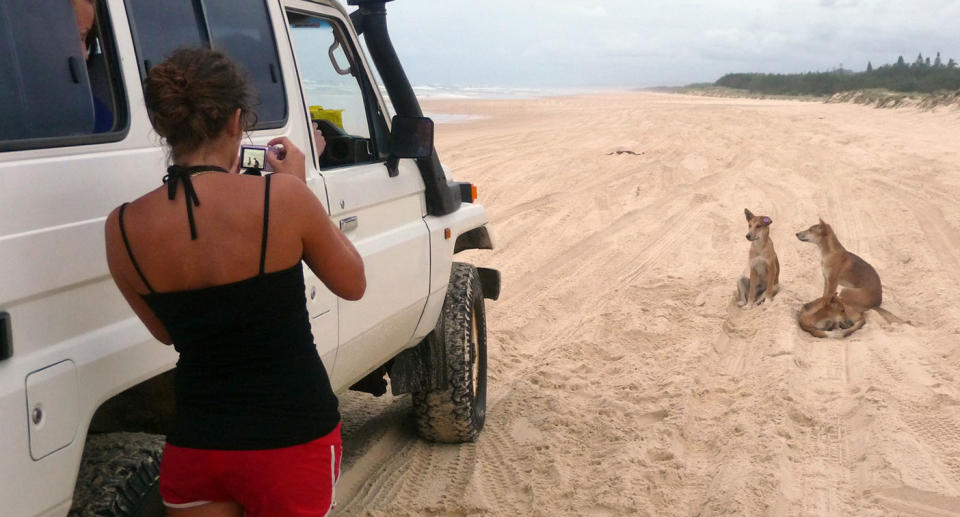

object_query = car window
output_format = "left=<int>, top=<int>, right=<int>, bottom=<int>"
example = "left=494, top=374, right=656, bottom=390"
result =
left=124, top=0, right=207, bottom=74
left=205, top=0, right=287, bottom=129
left=0, top=0, right=128, bottom=150
left=124, top=0, right=286, bottom=128
left=287, top=12, right=383, bottom=168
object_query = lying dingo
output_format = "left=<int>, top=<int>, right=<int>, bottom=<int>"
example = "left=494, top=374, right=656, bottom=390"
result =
left=737, top=209, right=780, bottom=307
left=795, top=218, right=881, bottom=320
left=798, top=293, right=865, bottom=338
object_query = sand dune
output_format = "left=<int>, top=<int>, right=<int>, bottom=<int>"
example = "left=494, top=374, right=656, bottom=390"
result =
left=334, top=92, right=960, bottom=516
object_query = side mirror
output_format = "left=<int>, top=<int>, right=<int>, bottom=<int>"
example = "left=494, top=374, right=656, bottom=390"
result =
left=389, top=115, right=434, bottom=159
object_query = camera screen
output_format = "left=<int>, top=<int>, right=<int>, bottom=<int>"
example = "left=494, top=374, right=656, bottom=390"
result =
left=242, top=148, right=267, bottom=169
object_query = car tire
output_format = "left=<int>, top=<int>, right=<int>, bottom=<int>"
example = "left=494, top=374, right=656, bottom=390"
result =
left=69, top=432, right=165, bottom=517
left=412, top=262, right=487, bottom=443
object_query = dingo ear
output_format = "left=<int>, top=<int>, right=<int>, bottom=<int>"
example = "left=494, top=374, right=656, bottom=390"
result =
left=744, top=208, right=754, bottom=221
left=762, top=217, right=772, bottom=226
left=818, top=217, right=825, bottom=226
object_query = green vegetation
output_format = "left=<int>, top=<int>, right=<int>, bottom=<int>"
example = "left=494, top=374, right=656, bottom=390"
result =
left=714, top=53, right=960, bottom=96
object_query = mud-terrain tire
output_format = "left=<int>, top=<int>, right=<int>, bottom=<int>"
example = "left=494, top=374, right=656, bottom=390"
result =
left=69, top=432, right=165, bottom=517
left=412, top=262, right=487, bottom=443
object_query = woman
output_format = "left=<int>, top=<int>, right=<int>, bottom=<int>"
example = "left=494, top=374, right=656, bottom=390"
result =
left=104, top=48, right=365, bottom=516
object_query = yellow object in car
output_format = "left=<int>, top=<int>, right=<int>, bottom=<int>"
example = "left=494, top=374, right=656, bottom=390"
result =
left=309, top=105, right=344, bottom=130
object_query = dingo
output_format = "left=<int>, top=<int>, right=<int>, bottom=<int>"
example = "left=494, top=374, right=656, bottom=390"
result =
left=798, top=293, right=865, bottom=338
left=737, top=209, right=780, bottom=307
left=796, top=218, right=882, bottom=320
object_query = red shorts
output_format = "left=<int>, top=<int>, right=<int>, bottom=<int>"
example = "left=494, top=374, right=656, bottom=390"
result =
left=159, top=424, right=342, bottom=516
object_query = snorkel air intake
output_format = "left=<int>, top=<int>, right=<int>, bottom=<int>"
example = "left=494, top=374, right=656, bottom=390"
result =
left=348, top=0, right=461, bottom=216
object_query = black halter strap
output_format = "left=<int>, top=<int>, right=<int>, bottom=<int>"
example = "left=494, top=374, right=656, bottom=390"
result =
left=163, top=165, right=229, bottom=240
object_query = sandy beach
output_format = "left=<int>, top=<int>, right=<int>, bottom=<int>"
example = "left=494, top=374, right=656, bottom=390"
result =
left=333, top=92, right=960, bottom=516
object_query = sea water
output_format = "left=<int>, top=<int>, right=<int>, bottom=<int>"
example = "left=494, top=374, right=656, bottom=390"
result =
left=302, top=81, right=599, bottom=127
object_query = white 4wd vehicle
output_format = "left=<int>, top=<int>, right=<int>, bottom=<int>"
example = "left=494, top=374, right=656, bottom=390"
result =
left=0, top=0, right=499, bottom=515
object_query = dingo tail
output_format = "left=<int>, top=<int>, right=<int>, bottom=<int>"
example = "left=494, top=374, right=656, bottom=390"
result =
left=873, top=306, right=913, bottom=326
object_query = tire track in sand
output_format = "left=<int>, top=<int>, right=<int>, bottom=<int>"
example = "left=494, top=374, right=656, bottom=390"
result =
left=870, top=342, right=960, bottom=492
left=859, top=338, right=960, bottom=505
left=492, top=196, right=710, bottom=406
left=337, top=392, right=534, bottom=515
left=867, top=177, right=960, bottom=284
left=338, top=434, right=494, bottom=516
left=780, top=334, right=849, bottom=516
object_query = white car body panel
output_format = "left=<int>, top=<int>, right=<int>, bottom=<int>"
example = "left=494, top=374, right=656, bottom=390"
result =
left=323, top=157, right=430, bottom=389
left=412, top=201, right=494, bottom=341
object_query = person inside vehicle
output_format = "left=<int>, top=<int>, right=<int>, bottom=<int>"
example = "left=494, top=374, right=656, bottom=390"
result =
left=71, top=0, right=113, bottom=132
left=103, top=48, right=365, bottom=516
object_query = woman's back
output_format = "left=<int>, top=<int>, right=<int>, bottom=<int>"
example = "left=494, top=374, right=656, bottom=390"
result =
left=114, top=173, right=340, bottom=450
left=117, top=173, right=303, bottom=294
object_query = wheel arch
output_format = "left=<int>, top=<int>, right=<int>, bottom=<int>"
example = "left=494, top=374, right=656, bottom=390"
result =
left=453, top=226, right=494, bottom=253
left=87, top=369, right=176, bottom=436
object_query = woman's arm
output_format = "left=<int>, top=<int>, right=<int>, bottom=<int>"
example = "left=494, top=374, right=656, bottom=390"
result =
left=270, top=174, right=366, bottom=301
left=104, top=208, right=174, bottom=345
left=265, top=138, right=365, bottom=301
left=298, top=184, right=366, bottom=301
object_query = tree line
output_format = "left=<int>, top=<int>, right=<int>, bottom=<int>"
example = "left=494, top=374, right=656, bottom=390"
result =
left=714, top=52, right=960, bottom=96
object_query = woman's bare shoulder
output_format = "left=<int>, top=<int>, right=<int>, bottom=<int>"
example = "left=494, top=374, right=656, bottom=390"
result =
left=110, top=185, right=168, bottom=218
left=268, top=172, right=312, bottom=195
left=267, top=174, right=319, bottom=211
left=266, top=174, right=327, bottom=231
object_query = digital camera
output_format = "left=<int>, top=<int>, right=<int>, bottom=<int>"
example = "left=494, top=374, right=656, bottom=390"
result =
left=240, top=145, right=280, bottom=172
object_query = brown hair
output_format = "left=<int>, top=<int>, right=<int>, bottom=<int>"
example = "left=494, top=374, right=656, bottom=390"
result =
left=144, top=48, right=257, bottom=157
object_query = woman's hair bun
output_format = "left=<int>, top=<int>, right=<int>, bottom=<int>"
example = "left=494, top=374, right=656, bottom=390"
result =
left=144, top=48, right=258, bottom=157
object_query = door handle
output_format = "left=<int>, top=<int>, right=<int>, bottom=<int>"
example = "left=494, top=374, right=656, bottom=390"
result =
left=339, top=216, right=358, bottom=232
left=1, top=311, right=12, bottom=361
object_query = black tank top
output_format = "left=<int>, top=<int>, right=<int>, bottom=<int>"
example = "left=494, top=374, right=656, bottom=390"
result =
left=118, top=174, right=339, bottom=450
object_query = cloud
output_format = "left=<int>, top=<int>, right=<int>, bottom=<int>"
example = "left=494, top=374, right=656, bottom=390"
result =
left=819, top=0, right=861, bottom=7
left=569, top=4, right=608, bottom=17
left=373, top=0, right=960, bottom=87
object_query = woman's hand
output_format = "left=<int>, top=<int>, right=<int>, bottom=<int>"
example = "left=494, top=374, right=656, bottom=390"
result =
left=266, top=137, right=306, bottom=183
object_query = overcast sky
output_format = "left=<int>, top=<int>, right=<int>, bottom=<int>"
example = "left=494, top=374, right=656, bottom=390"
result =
left=356, top=0, right=960, bottom=89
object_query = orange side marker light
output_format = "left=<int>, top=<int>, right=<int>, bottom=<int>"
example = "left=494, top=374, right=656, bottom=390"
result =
left=444, top=228, right=451, bottom=240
